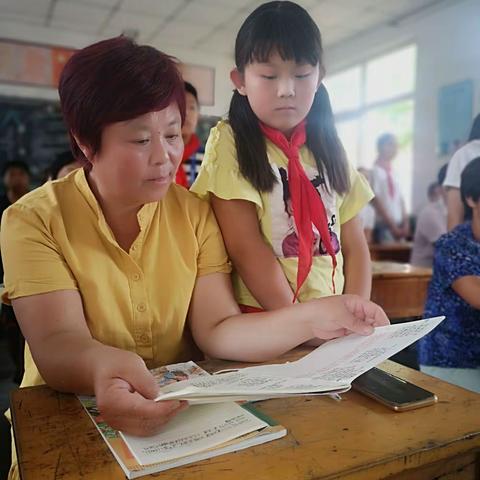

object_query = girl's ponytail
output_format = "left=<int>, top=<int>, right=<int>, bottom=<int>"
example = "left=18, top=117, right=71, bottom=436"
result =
left=306, top=84, right=350, bottom=195
left=229, top=90, right=277, bottom=192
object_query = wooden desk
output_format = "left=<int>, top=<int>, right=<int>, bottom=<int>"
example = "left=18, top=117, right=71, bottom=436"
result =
left=370, top=242, right=413, bottom=263
left=10, top=349, right=480, bottom=480
left=371, top=261, right=432, bottom=319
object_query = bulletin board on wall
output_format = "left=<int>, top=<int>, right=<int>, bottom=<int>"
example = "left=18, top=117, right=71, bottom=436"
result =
left=438, top=79, right=474, bottom=156
left=0, top=38, right=75, bottom=88
left=179, top=63, right=215, bottom=107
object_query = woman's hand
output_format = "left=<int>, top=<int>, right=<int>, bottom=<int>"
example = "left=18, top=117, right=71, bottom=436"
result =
left=308, top=294, right=389, bottom=340
left=93, top=349, right=188, bottom=436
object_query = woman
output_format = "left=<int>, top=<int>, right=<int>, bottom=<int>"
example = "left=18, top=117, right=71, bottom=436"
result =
left=1, top=36, right=388, bottom=479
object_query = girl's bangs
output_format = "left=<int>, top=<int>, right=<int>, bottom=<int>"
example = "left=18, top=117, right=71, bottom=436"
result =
left=245, top=21, right=321, bottom=66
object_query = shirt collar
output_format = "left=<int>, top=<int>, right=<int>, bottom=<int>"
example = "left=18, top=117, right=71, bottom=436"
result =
left=73, top=167, right=158, bottom=235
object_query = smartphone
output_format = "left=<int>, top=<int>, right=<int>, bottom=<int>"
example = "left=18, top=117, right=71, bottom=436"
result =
left=352, top=368, right=438, bottom=412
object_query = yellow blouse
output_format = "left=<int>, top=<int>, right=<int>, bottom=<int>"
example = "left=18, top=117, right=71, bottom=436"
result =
left=1, top=168, right=231, bottom=390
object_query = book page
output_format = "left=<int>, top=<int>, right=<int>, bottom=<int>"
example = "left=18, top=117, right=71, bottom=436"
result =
left=155, top=317, right=444, bottom=402
left=120, top=402, right=268, bottom=466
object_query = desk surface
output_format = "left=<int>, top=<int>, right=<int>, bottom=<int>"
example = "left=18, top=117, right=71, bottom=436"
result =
left=372, top=261, right=432, bottom=278
left=11, top=349, right=480, bottom=480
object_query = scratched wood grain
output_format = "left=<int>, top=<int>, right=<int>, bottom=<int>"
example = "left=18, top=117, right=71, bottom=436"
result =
left=10, top=350, right=480, bottom=480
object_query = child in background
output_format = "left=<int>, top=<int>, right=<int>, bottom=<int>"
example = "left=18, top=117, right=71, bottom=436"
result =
left=370, top=133, right=409, bottom=243
left=191, top=1, right=373, bottom=315
left=418, top=157, right=480, bottom=392
left=175, top=82, right=204, bottom=188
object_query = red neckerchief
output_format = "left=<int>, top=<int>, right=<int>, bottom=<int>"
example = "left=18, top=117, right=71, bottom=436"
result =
left=175, top=134, right=201, bottom=188
left=378, top=161, right=395, bottom=198
left=260, top=121, right=337, bottom=301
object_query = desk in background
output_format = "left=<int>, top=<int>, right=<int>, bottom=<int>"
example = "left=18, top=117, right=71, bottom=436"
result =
left=10, top=349, right=480, bottom=480
left=370, top=242, right=413, bottom=263
left=371, top=261, right=432, bottom=319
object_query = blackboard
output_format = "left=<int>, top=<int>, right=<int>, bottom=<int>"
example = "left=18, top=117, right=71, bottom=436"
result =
left=0, top=97, right=70, bottom=187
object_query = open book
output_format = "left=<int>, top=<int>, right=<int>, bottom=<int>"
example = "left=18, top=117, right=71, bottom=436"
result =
left=154, top=317, right=445, bottom=404
left=78, top=363, right=286, bottom=479
left=79, top=316, right=443, bottom=478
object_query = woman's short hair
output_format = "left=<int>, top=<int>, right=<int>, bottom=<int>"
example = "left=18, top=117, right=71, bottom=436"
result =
left=59, top=36, right=186, bottom=161
left=460, top=156, right=480, bottom=219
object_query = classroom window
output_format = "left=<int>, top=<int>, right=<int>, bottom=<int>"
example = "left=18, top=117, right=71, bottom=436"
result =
left=324, top=44, right=417, bottom=211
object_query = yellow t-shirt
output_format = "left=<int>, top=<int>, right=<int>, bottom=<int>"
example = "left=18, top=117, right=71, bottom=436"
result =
left=1, top=168, right=231, bottom=390
left=191, top=120, right=373, bottom=307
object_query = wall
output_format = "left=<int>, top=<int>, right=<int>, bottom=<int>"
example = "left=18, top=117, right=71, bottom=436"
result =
left=325, top=0, right=480, bottom=211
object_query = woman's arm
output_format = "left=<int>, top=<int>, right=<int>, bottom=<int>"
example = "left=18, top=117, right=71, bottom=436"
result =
left=211, top=195, right=293, bottom=309
left=446, top=187, right=465, bottom=231
left=189, top=273, right=389, bottom=363
left=341, top=216, right=372, bottom=299
left=452, top=276, right=480, bottom=310
left=12, top=290, right=186, bottom=436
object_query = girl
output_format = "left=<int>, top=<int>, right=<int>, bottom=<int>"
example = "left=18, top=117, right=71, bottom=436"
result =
left=191, top=1, right=373, bottom=316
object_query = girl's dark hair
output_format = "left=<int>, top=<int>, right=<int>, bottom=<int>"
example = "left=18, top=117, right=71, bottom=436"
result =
left=228, top=1, right=349, bottom=194
left=460, top=156, right=480, bottom=220
left=468, top=114, right=480, bottom=142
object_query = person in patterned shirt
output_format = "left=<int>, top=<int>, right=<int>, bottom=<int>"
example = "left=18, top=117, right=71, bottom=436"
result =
left=419, top=157, right=480, bottom=392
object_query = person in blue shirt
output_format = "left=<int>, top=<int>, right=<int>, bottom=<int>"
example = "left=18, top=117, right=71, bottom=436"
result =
left=418, top=157, right=480, bottom=392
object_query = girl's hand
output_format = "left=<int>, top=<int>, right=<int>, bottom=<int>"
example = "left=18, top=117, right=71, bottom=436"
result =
left=308, top=294, right=389, bottom=340
left=93, top=350, right=188, bottom=436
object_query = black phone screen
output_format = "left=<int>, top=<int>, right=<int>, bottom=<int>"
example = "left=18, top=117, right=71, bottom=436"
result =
left=352, top=368, right=435, bottom=404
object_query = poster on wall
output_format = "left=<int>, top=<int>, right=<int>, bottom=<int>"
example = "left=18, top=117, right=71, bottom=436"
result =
left=180, top=63, right=215, bottom=106
left=0, top=39, right=75, bottom=88
left=438, top=79, right=474, bottom=156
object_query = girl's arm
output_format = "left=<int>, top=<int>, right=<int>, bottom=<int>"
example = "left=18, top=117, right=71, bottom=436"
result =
left=341, top=215, right=372, bottom=299
left=12, top=290, right=186, bottom=436
left=211, top=195, right=294, bottom=309
left=189, top=273, right=389, bottom=362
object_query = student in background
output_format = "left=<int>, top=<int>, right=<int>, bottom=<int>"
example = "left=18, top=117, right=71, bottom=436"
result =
left=2, top=37, right=389, bottom=480
left=357, top=167, right=375, bottom=244
left=410, top=165, right=448, bottom=267
left=0, top=161, right=30, bottom=216
left=47, top=150, right=84, bottom=180
left=370, top=133, right=409, bottom=243
left=175, top=82, right=204, bottom=188
left=192, top=1, right=374, bottom=313
left=418, top=157, right=480, bottom=393
left=444, top=113, right=480, bottom=230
